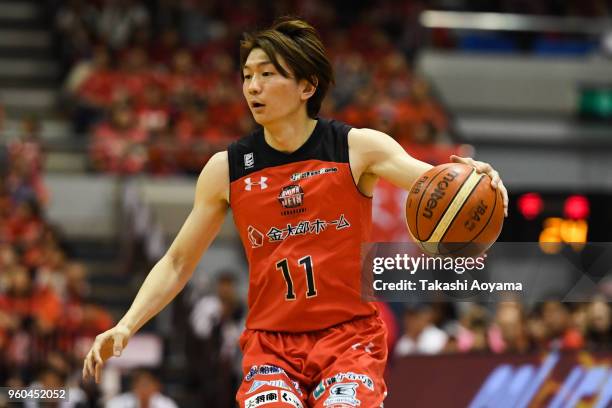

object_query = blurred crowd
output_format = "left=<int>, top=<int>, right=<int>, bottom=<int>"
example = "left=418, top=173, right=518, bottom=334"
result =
left=0, top=118, right=113, bottom=404
left=52, top=0, right=449, bottom=174
left=391, top=299, right=611, bottom=357
left=0, top=0, right=609, bottom=406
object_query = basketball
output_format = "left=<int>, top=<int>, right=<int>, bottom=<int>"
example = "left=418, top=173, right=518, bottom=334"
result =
left=406, top=163, right=504, bottom=257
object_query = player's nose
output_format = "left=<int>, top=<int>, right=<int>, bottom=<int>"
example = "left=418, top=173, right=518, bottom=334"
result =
left=248, top=77, right=262, bottom=94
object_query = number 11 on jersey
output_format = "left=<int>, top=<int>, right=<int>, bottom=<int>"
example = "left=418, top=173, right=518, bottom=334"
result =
left=275, top=256, right=318, bottom=300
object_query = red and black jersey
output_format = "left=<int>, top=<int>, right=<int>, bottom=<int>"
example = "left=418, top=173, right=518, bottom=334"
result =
left=228, top=118, right=376, bottom=332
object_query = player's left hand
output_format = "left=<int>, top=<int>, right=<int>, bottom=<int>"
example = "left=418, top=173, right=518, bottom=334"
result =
left=450, top=155, right=508, bottom=217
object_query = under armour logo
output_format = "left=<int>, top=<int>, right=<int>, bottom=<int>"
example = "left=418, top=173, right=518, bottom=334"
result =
left=244, top=177, right=268, bottom=191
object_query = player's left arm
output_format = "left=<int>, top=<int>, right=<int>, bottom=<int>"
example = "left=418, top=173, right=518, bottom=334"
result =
left=349, top=128, right=508, bottom=216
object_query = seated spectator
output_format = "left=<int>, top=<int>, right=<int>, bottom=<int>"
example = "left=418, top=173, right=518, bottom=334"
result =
left=97, top=0, right=150, bottom=51
left=106, top=368, right=178, bottom=408
left=395, top=304, right=448, bottom=356
left=175, top=103, right=226, bottom=174
left=455, top=304, right=489, bottom=353
left=336, top=86, right=377, bottom=129
left=24, top=364, right=87, bottom=407
left=9, top=117, right=44, bottom=173
left=115, top=47, right=154, bottom=106
left=160, top=49, right=211, bottom=105
left=584, top=298, right=611, bottom=350
left=187, top=271, right=245, bottom=407
left=394, top=76, right=448, bottom=145
left=5, top=200, right=45, bottom=250
left=135, top=83, right=171, bottom=134
left=489, top=302, right=533, bottom=353
left=540, top=301, right=584, bottom=350
left=68, top=45, right=116, bottom=133
left=149, top=28, right=181, bottom=68
left=90, top=103, right=148, bottom=174
left=6, top=155, right=47, bottom=207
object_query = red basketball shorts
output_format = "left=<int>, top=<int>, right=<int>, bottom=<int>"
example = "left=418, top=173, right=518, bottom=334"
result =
left=236, top=314, right=388, bottom=408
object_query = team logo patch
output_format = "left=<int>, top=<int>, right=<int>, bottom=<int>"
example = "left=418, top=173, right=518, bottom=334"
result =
left=278, top=185, right=304, bottom=208
left=247, top=225, right=264, bottom=248
left=323, top=382, right=360, bottom=406
left=244, top=153, right=255, bottom=169
left=244, top=390, right=278, bottom=407
left=291, top=167, right=338, bottom=181
left=245, top=176, right=268, bottom=191
left=280, top=391, right=304, bottom=408
left=247, top=380, right=291, bottom=394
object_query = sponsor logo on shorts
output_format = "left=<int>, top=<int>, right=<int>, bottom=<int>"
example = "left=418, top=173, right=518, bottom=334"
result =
left=313, top=381, right=326, bottom=400
left=324, top=372, right=374, bottom=391
left=323, top=382, right=360, bottom=406
left=244, top=390, right=278, bottom=407
left=292, top=381, right=304, bottom=397
left=247, top=380, right=291, bottom=394
left=280, top=391, right=304, bottom=408
left=245, top=365, right=286, bottom=382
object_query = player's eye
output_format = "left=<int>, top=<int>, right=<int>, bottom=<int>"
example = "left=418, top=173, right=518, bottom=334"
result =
left=262, top=71, right=273, bottom=77
left=243, top=74, right=252, bottom=79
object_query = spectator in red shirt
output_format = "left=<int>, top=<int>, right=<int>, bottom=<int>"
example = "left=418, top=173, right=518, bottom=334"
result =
left=175, top=102, right=225, bottom=173
left=0, top=266, right=62, bottom=337
left=161, top=49, right=211, bottom=105
left=90, top=103, right=148, bottom=174
left=115, top=47, right=153, bottom=106
left=5, top=200, right=44, bottom=250
left=135, top=83, right=171, bottom=134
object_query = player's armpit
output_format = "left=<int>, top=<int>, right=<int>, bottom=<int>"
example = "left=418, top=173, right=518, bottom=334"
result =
left=348, top=127, right=433, bottom=191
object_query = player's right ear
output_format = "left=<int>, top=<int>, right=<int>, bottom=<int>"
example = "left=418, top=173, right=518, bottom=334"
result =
left=300, top=77, right=318, bottom=100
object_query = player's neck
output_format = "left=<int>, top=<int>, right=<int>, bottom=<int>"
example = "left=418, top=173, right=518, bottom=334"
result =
left=263, top=114, right=317, bottom=154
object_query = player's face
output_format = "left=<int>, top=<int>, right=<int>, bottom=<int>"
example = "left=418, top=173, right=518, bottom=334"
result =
left=242, top=48, right=308, bottom=125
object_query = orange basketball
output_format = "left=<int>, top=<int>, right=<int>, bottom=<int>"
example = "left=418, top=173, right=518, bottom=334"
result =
left=405, top=163, right=504, bottom=257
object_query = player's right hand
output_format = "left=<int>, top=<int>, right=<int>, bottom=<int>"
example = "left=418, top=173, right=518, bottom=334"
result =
left=82, top=324, right=130, bottom=383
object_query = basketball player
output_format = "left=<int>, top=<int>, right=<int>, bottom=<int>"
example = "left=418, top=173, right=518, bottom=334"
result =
left=83, top=18, right=508, bottom=407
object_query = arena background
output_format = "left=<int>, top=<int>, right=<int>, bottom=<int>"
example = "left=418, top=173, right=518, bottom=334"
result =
left=0, top=0, right=611, bottom=407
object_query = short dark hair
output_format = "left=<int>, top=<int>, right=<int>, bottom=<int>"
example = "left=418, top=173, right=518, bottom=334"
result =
left=240, top=17, right=334, bottom=118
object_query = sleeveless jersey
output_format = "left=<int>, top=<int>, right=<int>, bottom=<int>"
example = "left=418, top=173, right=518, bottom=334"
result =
left=227, top=118, right=377, bottom=332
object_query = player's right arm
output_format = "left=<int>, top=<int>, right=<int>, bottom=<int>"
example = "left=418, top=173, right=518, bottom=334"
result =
left=82, top=151, right=229, bottom=383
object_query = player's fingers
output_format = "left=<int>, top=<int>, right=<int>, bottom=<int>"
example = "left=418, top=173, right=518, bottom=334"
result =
left=93, top=345, right=103, bottom=366
left=82, top=355, right=88, bottom=380
left=84, top=352, right=93, bottom=380
left=471, top=161, right=492, bottom=175
left=499, top=180, right=509, bottom=217
left=94, top=359, right=103, bottom=384
left=113, top=334, right=124, bottom=357
left=487, top=170, right=500, bottom=188
left=450, top=154, right=471, bottom=164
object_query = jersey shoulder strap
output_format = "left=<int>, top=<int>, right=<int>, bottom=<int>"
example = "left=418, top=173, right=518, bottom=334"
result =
left=227, top=118, right=353, bottom=182
left=227, top=128, right=263, bottom=182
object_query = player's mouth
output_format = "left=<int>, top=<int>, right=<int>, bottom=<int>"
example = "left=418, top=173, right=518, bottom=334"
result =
left=251, top=101, right=266, bottom=111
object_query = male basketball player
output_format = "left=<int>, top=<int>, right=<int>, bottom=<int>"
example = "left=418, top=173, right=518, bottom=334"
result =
left=83, top=18, right=508, bottom=407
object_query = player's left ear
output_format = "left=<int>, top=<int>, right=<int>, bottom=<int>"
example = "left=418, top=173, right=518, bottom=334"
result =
left=300, top=77, right=318, bottom=101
